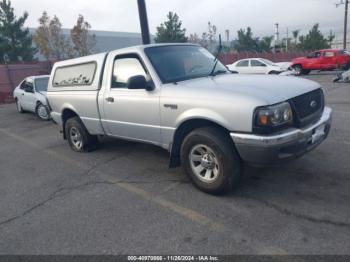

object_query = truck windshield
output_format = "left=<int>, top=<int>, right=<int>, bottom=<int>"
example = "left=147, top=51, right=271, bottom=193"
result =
left=145, top=45, right=229, bottom=84
left=35, top=77, right=49, bottom=92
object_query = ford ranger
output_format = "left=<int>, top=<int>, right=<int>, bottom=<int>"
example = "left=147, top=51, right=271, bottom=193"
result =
left=47, top=44, right=332, bottom=194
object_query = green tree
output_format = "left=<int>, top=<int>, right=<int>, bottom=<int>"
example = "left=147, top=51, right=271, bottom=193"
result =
left=257, top=36, right=273, bottom=52
left=155, top=12, right=187, bottom=43
left=298, top=24, right=329, bottom=51
left=0, top=0, right=35, bottom=63
left=70, top=15, right=96, bottom=57
left=234, top=27, right=258, bottom=52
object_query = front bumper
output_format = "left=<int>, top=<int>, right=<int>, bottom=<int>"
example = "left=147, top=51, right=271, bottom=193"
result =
left=230, top=107, right=332, bottom=166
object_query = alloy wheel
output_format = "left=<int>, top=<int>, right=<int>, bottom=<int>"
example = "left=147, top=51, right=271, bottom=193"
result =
left=189, top=144, right=220, bottom=183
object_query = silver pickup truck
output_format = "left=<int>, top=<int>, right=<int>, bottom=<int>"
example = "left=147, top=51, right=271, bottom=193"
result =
left=47, top=44, right=332, bottom=194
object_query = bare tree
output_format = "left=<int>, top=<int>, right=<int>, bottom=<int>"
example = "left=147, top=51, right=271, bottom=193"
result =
left=33, top=12, right=73, bottom=60
left=70, top=15, right=96, bottom=57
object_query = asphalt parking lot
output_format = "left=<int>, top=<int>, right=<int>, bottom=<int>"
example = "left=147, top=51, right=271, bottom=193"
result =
left=0, top=72, right=349, bottom=255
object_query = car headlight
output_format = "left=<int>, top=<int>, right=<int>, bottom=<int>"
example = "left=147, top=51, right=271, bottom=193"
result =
left=254, top=102, right=293, bottom=132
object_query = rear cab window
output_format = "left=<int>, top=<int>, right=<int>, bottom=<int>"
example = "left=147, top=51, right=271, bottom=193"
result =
left=53, top=62, right=97, bottom=87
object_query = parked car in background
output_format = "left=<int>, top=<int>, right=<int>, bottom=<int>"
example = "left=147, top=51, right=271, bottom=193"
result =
left=227, top=58, right=294, bottom=75
left=13, top=75, right=51, bottom=121
left=291, top=49, right=350, bottom=76
left=47, top=44, right=332, bottom=195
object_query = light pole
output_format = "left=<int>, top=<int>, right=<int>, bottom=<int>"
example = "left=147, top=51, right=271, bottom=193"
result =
left=336, top=0, right=349, bottom=49
left=137, top=0, right=151, bottom=45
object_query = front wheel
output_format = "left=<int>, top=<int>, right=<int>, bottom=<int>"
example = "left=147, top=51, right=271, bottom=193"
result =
left=65, top=117, right=98, bottom=152
left=36, top=103, right=50, bottom=121
left=293, top=65, right=303, bottom=76
left=180, top=127, right=242, bottom=195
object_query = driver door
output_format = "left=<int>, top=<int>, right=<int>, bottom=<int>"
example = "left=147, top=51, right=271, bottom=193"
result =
left=101, top=53, right=161, bottom=145
left=305, top=51, right=321, bottom=70
left=21, top=79, right=36, bottom=112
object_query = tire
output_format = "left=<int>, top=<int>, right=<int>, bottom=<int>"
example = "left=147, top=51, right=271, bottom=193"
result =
left=343, top=61, right=350, bottom=70
left=180, top=127, right=242, bottom=195
left=35, top=103, right=50, bottom=121
left=65, top=116, right=98, bottom=153
left=16, top=99, right=24, bottom=113
left=293, top=65, right=303, bottom=76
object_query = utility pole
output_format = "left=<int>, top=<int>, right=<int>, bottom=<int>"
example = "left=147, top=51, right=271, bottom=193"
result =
left=274, top=23, right=279, bottom=53
left=137, top=0, right=151, bottom=45
left=286, top=27, right=289, bottom=52
left=336, top=0, right=349, bottom=49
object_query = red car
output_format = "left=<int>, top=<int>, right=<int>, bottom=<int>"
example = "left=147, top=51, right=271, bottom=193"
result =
left=291, top=49, right=350, bottom=76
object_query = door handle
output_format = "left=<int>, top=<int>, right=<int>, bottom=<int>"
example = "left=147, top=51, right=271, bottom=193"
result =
left=106, top=97, right=115, bottom=103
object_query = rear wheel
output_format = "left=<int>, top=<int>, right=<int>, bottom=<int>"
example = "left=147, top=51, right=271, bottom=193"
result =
left=65, top=117, right=98, bottom=152
left=16, top=99, right=23, bottom=113
left=180, top=127, right=242, bottom=195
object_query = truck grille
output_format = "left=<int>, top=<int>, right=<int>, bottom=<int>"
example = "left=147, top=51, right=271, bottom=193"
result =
left=289, top=89, right=324, bottom=128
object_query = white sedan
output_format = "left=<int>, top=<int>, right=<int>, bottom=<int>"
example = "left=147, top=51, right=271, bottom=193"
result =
left=227, top=58, right=294, bottom=75
left=13, top=75, right=51, bottom=121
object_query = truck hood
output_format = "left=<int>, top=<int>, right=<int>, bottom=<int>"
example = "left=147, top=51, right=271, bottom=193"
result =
left=169, top=74, right=320, bottom=105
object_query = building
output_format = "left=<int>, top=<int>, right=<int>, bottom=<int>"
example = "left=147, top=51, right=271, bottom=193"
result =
left=29, top=28, right=154, bottom=60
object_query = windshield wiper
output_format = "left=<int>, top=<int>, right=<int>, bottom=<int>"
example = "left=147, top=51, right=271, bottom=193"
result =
left=209, top=34, right=223, bottom=76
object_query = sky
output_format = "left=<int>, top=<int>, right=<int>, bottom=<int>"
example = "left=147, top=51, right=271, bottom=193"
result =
left=11, top=0, right=346, bottom=41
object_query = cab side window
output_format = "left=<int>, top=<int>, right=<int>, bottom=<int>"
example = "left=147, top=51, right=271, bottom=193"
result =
left=112, top=55, right=148, bottom=88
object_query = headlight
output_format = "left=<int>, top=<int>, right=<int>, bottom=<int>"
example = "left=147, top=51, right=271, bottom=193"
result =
left=254, top=102, right=293, bottom=132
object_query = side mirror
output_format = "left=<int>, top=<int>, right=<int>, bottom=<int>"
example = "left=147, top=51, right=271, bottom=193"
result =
left=127, top=75, right=154, bottom=91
